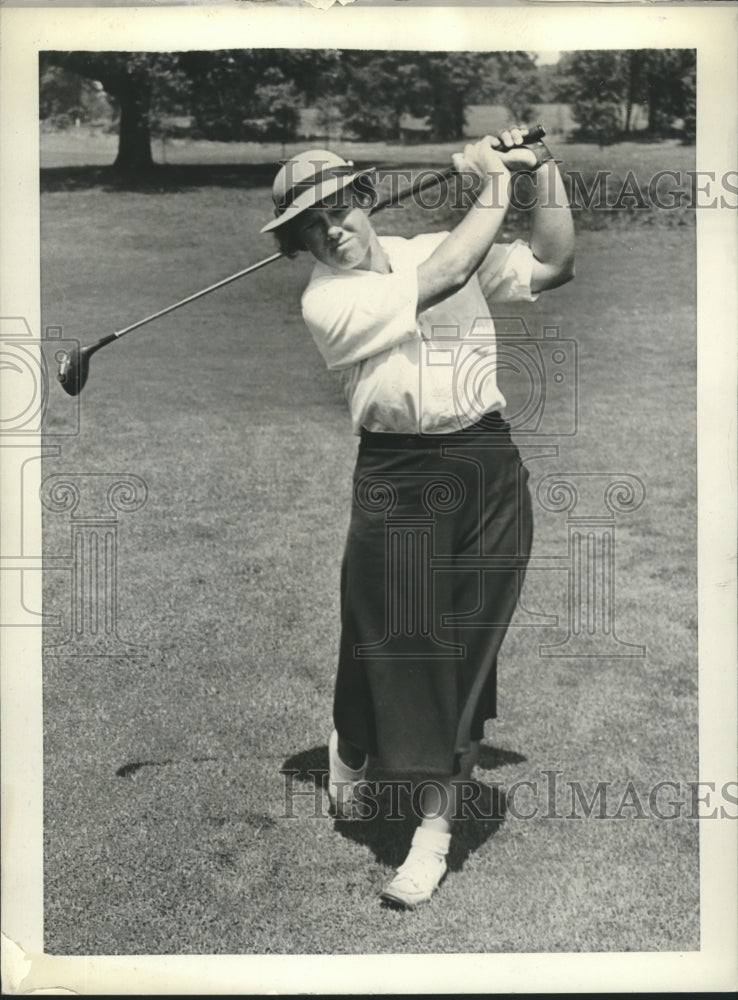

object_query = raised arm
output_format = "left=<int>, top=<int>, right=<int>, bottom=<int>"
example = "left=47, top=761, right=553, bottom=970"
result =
left=416, top=136, right=514, bottom=313
left=417, top=129, right=574, bottom=311
left=528, top=158, right=575, bottom=293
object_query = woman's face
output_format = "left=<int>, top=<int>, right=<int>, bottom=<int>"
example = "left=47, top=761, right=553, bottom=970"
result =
left=296, top=193, right=375, bottom=271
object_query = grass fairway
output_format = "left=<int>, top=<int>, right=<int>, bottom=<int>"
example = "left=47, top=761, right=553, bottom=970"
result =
left=41, top=135, right=698, bottom=955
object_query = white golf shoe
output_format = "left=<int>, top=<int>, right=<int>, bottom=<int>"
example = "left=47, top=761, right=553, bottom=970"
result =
left=380, top=848, right=448, bottom=909
left=327, top=729, right=367, bottom=820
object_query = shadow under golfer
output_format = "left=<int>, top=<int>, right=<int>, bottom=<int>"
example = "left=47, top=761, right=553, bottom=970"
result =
left=281, top=742, right=525, bottom=873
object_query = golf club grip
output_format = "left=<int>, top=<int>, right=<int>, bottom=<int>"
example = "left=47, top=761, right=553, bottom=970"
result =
left=371, top=124, right=547, bottom=214
left=501, top=123, right=546, bottom=151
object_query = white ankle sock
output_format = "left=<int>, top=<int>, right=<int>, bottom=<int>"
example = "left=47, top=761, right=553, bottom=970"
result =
left=329, top=730, right=367, bottom=780
left=412, top=825, right=451, bottom=858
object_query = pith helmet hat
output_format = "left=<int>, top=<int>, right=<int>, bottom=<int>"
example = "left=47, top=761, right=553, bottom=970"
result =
left=260, top=149, right=375, bottom=234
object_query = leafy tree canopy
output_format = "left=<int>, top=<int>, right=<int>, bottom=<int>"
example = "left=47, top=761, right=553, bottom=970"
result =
left=39, top=47, right=695, bottom=174
left=552, top=49, right=695, bottom=143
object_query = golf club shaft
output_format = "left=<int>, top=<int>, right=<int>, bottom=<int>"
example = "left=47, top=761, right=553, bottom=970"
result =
left=109, top=250, right=284, bottom=341
left=111, top=125, right=546, bottom=340
left=58, top=124, right=549, bottom=394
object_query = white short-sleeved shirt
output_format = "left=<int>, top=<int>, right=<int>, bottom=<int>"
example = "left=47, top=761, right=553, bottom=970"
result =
left=301, top=232, right=538, bottom=435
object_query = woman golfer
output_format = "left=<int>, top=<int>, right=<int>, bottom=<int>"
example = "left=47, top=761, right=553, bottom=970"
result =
left=262, top=128, right=574, bottom=908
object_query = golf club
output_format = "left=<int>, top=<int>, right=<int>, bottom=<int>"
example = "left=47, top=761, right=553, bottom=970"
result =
left=56, top=252, right=283, bottom=396
left=57, top=125, right=547, bottom=396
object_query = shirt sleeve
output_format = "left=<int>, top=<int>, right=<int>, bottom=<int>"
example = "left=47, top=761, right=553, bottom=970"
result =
left=476, top=239, right=539, bottom=303
left=301, top=266, right=421, bottom=371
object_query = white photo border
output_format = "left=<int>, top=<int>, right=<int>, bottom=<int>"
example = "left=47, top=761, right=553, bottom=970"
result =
left=1, top=4, right=736, bottom=993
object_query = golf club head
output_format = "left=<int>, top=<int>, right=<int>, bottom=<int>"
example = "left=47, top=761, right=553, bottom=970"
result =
left=57, top=344, right=92, bottom=396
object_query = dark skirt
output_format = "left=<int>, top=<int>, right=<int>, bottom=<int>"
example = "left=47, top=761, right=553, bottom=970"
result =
left=334, top=412, right=533, bottom=777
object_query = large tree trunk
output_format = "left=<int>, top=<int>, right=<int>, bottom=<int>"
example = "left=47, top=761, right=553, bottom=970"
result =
left=646, top=88, right=668, bottom=135
left=451, top=95, right=465, bottom=141
left=644, top=52, right=676, bottom=136
left=43, top=53, right=157, bottom=174
left=430, top=92, right=466, bottom=142
left=624, top=51, right=642, bottom=134
left=113, top=78, right=154, bottom=172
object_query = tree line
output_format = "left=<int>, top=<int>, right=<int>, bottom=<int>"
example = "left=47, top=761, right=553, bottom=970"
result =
left=40, top=48, right=695, bottom=173
left=554, top=50, right=696, bottom=145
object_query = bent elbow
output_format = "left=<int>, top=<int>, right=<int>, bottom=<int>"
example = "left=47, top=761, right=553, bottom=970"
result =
left=434, top=259, right=470, bottom=298
left=447, top=269, right=470, bottom=297
left=553, top=251, right=576, bottom=287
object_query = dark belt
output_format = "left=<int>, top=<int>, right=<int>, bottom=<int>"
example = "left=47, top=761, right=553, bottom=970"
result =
left=359, top=412, right=509, bottom=450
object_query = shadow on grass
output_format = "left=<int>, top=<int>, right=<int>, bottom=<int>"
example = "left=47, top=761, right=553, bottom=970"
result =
left=283, top=742, right=525, bottom=873
left=40, top=160, right=369, bottom=194
left=115, top=755, right=218, bottom=778
left=40, top=163, right=279, bottom=194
